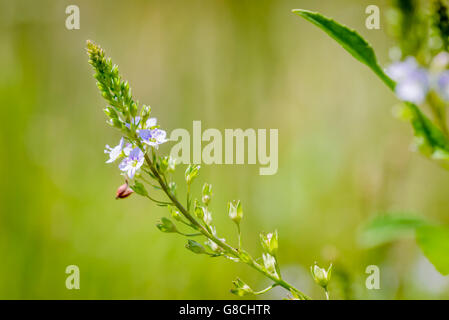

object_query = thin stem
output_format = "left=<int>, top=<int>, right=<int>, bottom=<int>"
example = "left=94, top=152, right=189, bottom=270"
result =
left=325, top=288, right=330, bottom=300
left=178, top=232, right=203, bottom=237
left=142, top=151, right=311, bottom=300
left=237, top=224, right=242, bottom=250
left=254, top=283, right=278, bottom=295
left=145, top=195, right=172, bottom=206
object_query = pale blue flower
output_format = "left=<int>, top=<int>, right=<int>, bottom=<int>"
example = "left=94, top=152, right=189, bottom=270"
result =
left=437, top=71, right=449, bottom=101
left=139, top=128, right=168, bottom=149
left=126, top=116, right=157, bottom=129
left=118, top=147, right=144, bottom=179
left=104, top=137, right=131, bottom=163
left=386, top=57, right=429, bottom=104
left=125, top=116, right=141, bottom=129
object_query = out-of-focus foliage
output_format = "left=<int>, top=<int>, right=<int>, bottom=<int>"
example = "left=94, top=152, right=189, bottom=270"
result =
left=1, top=0, right=449, bottom=299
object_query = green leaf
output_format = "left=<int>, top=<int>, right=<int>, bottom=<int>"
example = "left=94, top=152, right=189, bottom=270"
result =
left=416, top=225, right=449, bottom=275
left=131, top=181, right=148, bottom=197
left=403, top=103, right=449, bottom=158
left=292, top=9, right=395, bottom=90
left=359, top=214, right=428, bottom=248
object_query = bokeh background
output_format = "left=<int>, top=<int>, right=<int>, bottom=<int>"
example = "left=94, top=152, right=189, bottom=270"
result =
left=1, top=0, right=449, bottom=299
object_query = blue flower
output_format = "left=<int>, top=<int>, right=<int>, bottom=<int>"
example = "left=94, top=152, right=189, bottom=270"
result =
left=386, top=57, right=429, bottom=104
left=139, top=128, right=168, bottom=149
left=104, top=137, right=132, bottom=163
left=118, top=147, right=144, bottom=179
left=437, top=71, right=449, bottom=102
left=126, top=116, right=158, bottom=130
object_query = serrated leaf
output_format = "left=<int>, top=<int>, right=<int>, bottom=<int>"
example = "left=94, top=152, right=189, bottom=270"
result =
left=416, top=225, right=449, bottom=275
left=292, top=9, right=395, bottom=90
left=359, top=214, right=428, bottom=248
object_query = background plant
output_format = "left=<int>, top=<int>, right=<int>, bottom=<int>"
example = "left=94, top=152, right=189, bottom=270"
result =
left=293, top=0, right=449, bottom=279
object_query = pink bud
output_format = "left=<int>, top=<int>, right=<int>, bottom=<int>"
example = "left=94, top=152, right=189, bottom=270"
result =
left=116, top=181, right=133, bottom=199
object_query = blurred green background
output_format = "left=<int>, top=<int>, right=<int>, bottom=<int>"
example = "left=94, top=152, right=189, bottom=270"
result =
left=1, top=0, right=449, bottom=299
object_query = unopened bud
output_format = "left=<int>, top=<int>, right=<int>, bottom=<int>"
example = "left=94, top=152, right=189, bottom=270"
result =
left=202, top=183, right=212, bottom=205
left=185, top=164, right=200, bottom=185
left=260, top=230, right=278, bottom=256
left=230, top=278, right=254, bottom=296
left=228, top=200, right=243, bottom=225
left=310, top=262, right=333, bottom=289
left=185, top=239, right=206, bottom=254
left=156, top=217, right=178, bottom=233
left=116, top=181, right=133, bottom=199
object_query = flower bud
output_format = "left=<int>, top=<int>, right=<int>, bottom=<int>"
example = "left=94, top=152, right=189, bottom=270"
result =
left=104, top=106, right=119, bottom=119
left=116, top=181, right=133, bottom=199
left=140, top=104, right=151, bottom=123
left=185, top=164, right=200, bottom=185
left=107, top=118, right=123, bottom=129
left=202, top=183, right=212, bottom=205
left=194, top=203, right=205, bottom=220
left=167, top=157, right=177, bottom=172
left=260, top=230, right=278, bottom=256
left=159, top=156, right=169, bottom=173
left=262, top=253, right=277, bottom=276
left=310, top=262, right=333, bottom=289
left=228, top=200, right=243, bottom=225
left=168, top=206, right=181, bottom=221
left=156, top=217, right=178, bottom=233
left=230, top=278, right=254, bottom=297
left=185, top=239, right=206, bottom=254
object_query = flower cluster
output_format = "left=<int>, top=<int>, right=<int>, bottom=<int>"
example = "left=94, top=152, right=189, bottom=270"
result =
left=386, top=53, right=449, bottom=105
left=104, top=117, right=168, bottom=179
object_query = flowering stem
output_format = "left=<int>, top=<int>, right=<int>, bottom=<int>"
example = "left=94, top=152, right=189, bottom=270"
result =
left=142, top=151, right=311, bottom=300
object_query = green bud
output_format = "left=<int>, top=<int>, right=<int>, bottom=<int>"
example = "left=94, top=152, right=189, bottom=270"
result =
left=129, top=101, right=138, bottom=117
left=156, top=217, right=177, bottom=233
left=228, top=200, right=243, bottom=225
left=168, top=181, right=177, bottom=196
left=230, top=278, right=254, bottom=297
left=103, top=106, right=119, bottom=119
left=107, top=118, right=123, bottom=129
left=262, top=253, right=278, bottom=276
left=140, top=104, right=151, bottom=123
left=167, top=157, right=177, bottom=172
left=260, top=230, right=278, bottom=256
left=185, top=239, right=206, bottom=254
left=202, top=183, right=212, bottom=205
left=168, top=205, right=181, bottom=221
left=185, top=164, right=200, bottom=185
left=159, top=156, right=169, bottom=173
left=194, top=201, right=205, bottom=220
left=238, top=250, right=253, bottom=264
left=310, top=262, right=333, bottom=289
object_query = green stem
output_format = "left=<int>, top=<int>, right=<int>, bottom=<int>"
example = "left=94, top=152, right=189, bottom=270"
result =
left=254, top=283, right=278, bottom=295
left=142, top=152, right=311, bottom=300
left=325, top=288, right=330, bottom=300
